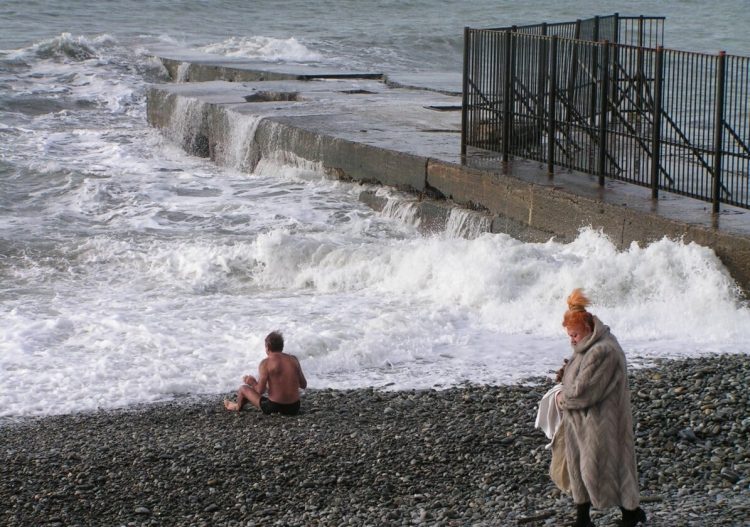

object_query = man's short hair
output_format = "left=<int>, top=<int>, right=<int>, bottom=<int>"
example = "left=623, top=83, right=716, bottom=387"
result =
left=265, top=331, right=284, bottom=352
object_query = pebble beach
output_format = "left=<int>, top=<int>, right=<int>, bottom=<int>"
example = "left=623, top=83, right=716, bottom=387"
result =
left=2, top=353, right=749, bottom=527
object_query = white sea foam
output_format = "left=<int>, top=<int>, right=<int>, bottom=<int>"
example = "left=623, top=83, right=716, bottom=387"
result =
left=379, top=191, right=422, bottom=228
left=3, top=216, right=748, bottom=418
left=220, top=112, right=264, bottom=170
left=445, top=208, right=492, bottom=239
left=200, top=36, right=322, bottom=63
left=2, top=10, right=750, bottom=418
left=3, top=81, right=749, bottom=417
left=175, top=61, right=190, bottom=82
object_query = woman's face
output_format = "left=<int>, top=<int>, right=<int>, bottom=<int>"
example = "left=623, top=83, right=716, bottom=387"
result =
left=566, top=323, right=592, bottom=346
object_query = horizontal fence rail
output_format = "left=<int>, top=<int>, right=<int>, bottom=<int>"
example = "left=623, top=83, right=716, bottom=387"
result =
left=462, top=15, right=750, bottom=212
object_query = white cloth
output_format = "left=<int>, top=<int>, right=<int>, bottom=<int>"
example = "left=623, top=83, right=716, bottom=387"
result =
left=534, top=384, right=563, bottom=448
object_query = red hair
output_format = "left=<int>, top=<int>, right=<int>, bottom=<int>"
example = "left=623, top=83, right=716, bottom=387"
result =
left=562, top=288, right=594, bottom=331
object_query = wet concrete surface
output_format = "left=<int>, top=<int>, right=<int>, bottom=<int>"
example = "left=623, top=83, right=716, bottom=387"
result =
left=146, top=49, right=750, bottom=293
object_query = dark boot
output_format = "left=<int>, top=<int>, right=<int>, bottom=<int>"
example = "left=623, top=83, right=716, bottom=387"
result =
left=571, top=502, right=594, bottom=527
left=618, top=506, right=647, bottom=526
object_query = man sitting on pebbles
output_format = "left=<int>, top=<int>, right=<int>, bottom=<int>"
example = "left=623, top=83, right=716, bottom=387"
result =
left=224, top=331, right=307, bottom=415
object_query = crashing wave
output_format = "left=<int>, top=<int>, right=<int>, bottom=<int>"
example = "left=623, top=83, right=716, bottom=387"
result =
left=31, top=33, right=116, bottom=61
left=200, top=36, right=322, bottom=63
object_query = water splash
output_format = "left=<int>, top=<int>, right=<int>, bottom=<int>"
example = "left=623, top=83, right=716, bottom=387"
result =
left=175, top=61, right=190, bottom=82
left=380, top=197, right=421, bottom=227
left=444, top=207, right=491, bottom=239
left=165, top=96, right=208, bottom=156
left=217, top=111, right=264, bottom=170
left=200, top=36, right=322, bottom=63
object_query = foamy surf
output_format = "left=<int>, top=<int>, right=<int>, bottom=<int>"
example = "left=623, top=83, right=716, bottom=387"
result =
left=2, top=204, right=748, bottom=418
left=200, top=36, right=322, bottom=63
left=2, top=6, right=749, bottom=417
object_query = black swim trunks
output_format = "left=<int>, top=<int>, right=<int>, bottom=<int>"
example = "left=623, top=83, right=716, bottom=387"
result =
left=259, top=396, right=301, bottom=416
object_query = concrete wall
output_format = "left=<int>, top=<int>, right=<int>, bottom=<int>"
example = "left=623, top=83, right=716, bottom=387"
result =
left=146, top=86, right=750, bottom=294
left=427, top=158, right=750, bottom=292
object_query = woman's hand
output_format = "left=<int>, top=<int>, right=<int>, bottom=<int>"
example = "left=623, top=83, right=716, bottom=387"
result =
left=555, top=391, right=565, bottom=409
left=555, top=359, right=569, bottom=383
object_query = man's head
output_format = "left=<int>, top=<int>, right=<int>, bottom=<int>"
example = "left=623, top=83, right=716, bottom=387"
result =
left=265, top=331, right=284, bottom=353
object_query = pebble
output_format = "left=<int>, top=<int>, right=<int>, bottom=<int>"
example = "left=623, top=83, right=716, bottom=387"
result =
left=1, top=354, right=749, bottom=526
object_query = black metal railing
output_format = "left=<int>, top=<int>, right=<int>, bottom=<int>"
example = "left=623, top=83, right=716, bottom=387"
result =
left=489, top=13, right=664, bottom=47
left=461, top=15, right=750, bottom=212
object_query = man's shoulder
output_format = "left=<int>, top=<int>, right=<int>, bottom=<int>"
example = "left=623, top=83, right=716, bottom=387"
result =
left=277, top=352, right=299, bottom=361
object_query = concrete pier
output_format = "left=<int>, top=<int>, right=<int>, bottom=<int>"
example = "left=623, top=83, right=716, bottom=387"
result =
left=146, top=49, right=750, bottom=293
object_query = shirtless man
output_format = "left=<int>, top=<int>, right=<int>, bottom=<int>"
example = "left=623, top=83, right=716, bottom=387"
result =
left=224, top=331, right=307, bottom=415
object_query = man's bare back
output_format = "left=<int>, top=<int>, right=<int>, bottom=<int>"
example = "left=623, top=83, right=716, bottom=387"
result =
left=260, top=352, right=305, bottom=404
left=224, top=331, right=307, bottom=415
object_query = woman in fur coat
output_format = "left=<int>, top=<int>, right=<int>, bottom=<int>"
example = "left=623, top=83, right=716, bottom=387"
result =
left=555, top=289, right=647, bottom=527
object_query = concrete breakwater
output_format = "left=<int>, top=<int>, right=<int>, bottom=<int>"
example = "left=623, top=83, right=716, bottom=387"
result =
left=146, top=48, right=750, bottom=293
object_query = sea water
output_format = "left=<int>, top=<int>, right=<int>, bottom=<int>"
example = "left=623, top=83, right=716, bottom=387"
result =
left=1, top=0, right=749, bottom=417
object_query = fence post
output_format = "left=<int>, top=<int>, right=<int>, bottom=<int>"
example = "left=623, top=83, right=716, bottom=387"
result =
left=589, top=16, right=600, bottom=125
left=598, top=40, right=610, bottom=185
left=712, top=50, right=727, bottom=213
left=638, top=15, right=645, bottom=47
left=536, top=24, right=548, bottom=150
left=461, top=26, right=470, bottom=158
left=650, top=46, right=664, bottom=198
left=566, top=20, right=582, bottom=126
left=502, top=29, right=513, bottom=162
left=548, top=35, right=558, bottom=176
left=636, top=16, right=645, bottom=111
left=611, top=13, right=620, bottom=107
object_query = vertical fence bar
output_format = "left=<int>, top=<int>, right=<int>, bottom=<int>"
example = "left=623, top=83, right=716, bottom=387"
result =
left=636, top=17, right=645, bottom=111
left=488, top=30, right=495, bottom=151
left=536, top=24, right=549, bottom=151
left=502, top=30, right=513, bottom=161
left=611, top=13, right=620, bottom=107
left=650, top=46, right=664, bottom=198
left=461, top=27, right=470, bottom=157
left=713, top=50, right=727, bottom=212
left=598, top=41, right=610, bottom=184
left=482, top=31, right=489, bottom=151
left=470, top=31, right=484, bottom=150
left=589, top=16, right=601, bottom=125
left=548, top=35, right=558, bottom=175
left=566, top=20, right=582, bottom=126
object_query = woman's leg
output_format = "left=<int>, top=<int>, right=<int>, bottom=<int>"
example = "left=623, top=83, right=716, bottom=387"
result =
left=619, top=506, right=647, bottom=526
left=572, top=502, right=592, bottom=527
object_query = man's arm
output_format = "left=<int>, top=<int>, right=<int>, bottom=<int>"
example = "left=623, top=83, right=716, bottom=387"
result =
left=254, top=359, right=269, bottom=396
left=294, top=356, right=307, bottom=389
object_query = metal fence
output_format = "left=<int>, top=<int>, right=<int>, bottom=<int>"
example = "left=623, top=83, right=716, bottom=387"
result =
left=489, top=13, right=664, bottom=48
left=461, top=15, right=750, bottom=211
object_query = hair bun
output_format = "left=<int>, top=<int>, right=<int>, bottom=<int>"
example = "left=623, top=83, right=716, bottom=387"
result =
left=566, top=288, right=591, bottom=313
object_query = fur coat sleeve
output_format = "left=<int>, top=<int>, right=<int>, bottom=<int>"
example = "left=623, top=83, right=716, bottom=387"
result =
left=561, top=316, right=640, bottom=510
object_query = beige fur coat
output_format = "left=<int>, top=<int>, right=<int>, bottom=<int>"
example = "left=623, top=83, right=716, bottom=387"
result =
left=560, top=316, right=640, bottom=510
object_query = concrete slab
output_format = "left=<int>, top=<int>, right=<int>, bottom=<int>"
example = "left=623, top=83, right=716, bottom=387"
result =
left=145, top=67, right=750, bottom=294
left=147, top=78, right=463, bottom=191
left=149, top=45, right=464, bottom=95
left=385, top=71, right=463, bottom=96
left=148, top=44, right=384, bottom=83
